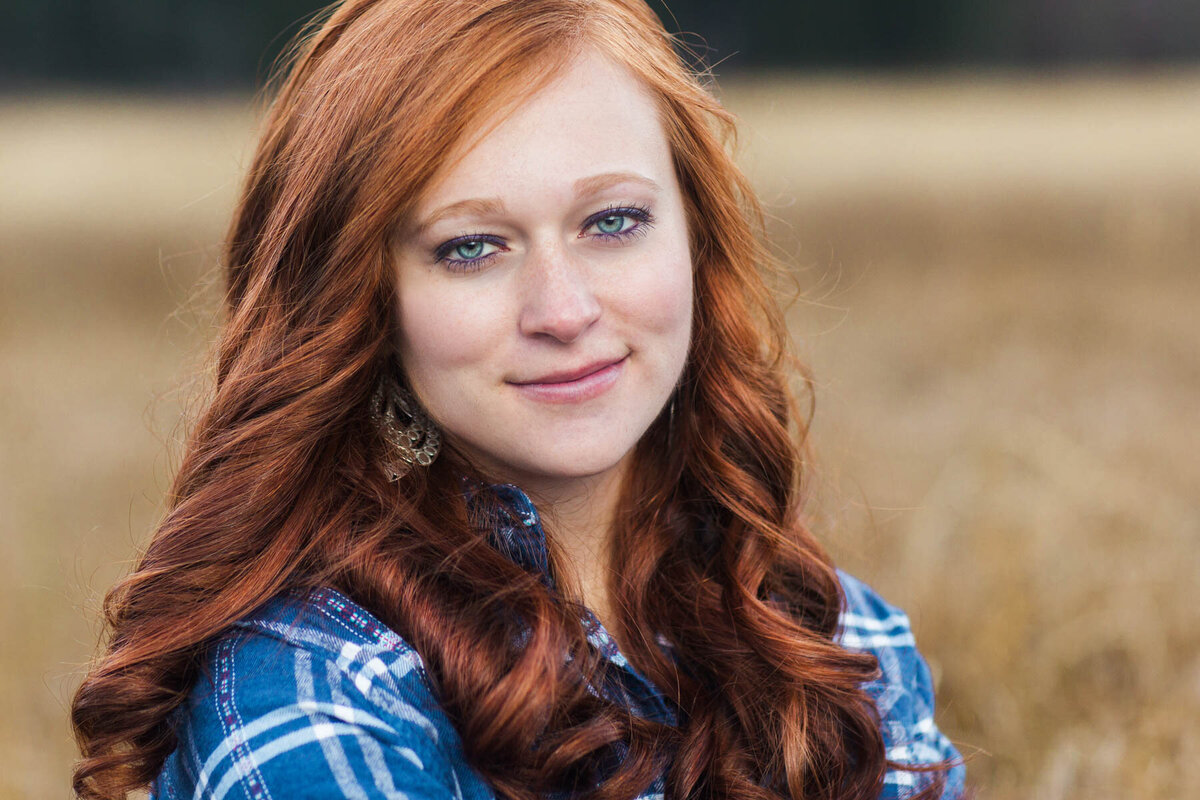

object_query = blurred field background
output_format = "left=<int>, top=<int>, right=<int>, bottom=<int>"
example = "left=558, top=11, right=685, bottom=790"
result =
left=3, top=7, right=1200, bottom=799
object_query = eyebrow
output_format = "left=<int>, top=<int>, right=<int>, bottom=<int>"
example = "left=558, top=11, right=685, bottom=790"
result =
left=408, top=171, right=663, bottom=238
left=409, top=197, right=506, bottom=237
left=573, top=171, right=662, bottom=197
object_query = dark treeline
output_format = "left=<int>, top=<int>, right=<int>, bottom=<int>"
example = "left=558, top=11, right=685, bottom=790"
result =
left=4, top=0, right=1199, bottom=88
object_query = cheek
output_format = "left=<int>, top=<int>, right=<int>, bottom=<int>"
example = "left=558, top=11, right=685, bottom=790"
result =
left=614, top=248, right=694, bottom=345
left=395, top=282, right=503, bottom=393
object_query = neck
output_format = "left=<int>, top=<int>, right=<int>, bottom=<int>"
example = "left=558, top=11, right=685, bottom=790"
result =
left=519, top=456, right=631, bottom=626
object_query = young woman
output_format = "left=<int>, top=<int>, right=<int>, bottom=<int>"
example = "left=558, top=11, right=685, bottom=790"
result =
left=71, top=1, right=966, bottom=798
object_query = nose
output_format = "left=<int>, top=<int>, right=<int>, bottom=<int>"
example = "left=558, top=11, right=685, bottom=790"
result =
left=517, top=242, right=601, bottom=343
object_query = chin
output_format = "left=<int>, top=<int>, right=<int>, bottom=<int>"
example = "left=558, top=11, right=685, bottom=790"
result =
left=534, top=450, right=630, bottom=480
left=491, top=444, right=635, bottom=488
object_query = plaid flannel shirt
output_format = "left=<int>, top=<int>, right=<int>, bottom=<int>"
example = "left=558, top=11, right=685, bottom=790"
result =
left=153, top=484, right=965, bottom=799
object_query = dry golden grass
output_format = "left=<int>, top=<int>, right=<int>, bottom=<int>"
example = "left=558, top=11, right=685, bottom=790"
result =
left=2, top=70, right=1197, bottom=799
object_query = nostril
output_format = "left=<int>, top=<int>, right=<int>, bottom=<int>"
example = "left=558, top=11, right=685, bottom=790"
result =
left=521, top=300, right=601, bottom=342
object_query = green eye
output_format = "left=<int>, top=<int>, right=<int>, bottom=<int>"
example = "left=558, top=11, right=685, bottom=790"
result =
left=585, top=205, right=653, bottom=240
left=455, top=241, right=486, bottom=259
left=596, top=215, right=627, bottom=234
left=434, top=235, right=505, bottom=271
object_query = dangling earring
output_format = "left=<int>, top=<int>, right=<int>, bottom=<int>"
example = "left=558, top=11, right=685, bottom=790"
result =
left=371, top=372, right=441, bottom=481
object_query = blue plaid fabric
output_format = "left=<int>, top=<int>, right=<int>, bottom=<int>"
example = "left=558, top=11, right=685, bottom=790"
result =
left=153, top=484, right=965, bottom=799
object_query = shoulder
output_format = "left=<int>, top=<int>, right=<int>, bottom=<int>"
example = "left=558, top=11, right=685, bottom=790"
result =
left=835, top=570, right=968, bottom=799
left=836, top=569, right=918, bottom=655
left=153, top=587, right=490, bottom=800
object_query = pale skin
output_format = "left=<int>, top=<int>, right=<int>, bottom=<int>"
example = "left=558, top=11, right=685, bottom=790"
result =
left=392, top=49, right=695, bottom=630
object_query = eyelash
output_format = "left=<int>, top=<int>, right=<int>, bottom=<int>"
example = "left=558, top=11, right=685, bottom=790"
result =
left=583, top=203, right=655, bottom=242
left=434, top=234, right=507, bottom=273
left=433, top=204, right=656, bottom=272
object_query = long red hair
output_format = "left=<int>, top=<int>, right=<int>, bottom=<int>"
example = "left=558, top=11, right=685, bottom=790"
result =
left=72, top=1, right=945, bottom=798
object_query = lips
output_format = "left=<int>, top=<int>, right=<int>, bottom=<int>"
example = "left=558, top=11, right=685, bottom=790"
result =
left=511, top=355, right=628, bottom=386
left=508, top=354, right=629, bottom=404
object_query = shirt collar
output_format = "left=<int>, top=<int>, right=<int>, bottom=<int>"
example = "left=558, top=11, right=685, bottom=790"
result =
left=464, top=480, right=556, bottom=588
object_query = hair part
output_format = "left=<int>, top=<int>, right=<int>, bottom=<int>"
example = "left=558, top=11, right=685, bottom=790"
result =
left=72, top=2, right=950, bottom=798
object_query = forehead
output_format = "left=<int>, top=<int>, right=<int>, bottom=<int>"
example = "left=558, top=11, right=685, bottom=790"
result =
left=415, top=49, right=674, bottom=210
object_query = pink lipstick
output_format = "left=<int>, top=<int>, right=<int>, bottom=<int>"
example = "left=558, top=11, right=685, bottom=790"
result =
left=509, top=355, right=627, bottom=404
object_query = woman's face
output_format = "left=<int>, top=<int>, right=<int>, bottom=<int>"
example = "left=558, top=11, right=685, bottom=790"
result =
left=392, top=49, right=693, bottom=498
